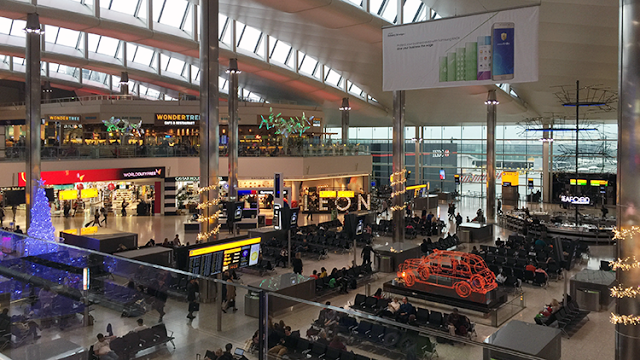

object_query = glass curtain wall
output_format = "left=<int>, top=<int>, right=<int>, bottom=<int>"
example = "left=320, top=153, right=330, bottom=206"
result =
left=329, top=122, right=617, bottom=201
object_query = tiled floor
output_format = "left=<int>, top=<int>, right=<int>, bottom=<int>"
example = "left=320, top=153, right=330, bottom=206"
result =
left=1, top=200, right=617, bottom=360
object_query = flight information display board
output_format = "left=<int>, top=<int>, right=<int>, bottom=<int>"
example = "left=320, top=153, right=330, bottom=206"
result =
left=188, top=237, right=261, bottom=276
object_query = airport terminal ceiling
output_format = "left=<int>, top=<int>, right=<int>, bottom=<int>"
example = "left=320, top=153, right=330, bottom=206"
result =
left=0, top=0, right=619, bottom=127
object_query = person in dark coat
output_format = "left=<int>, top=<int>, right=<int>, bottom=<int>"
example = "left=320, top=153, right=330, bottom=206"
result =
left=361, top=242, right=374, bottom=266
left=292, top=253, right=303, bottom=275
left=186, top=278, right=199, bottom=320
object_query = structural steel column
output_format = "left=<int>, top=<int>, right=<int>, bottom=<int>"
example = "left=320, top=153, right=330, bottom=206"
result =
left=485, top=90, right=497, bottom=223
left=392, top=90, right=405, bottom=243
left=120, top=72, right=129, bottom=95
left=616, top=1, right=640, bottom=358
left=340, top=98, right=350, bottom=145
left=199, top=0, right=220, bottom=240
left=25, top=13, right=42, bottom=230
left=542, top=123, right=551, bottom=203
left=415, top=126, right=422, bottom=186
left=227, top=59, right=239, bottom=200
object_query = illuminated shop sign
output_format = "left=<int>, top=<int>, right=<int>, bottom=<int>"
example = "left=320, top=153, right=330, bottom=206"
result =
left=175, top=176, right=200, bottom=182
left=47, top=115, right=80, bottom=122
left=560, top=195, right=590, bottom=205
left=569, top=179, right=588, bottom=186
left=19, top=167, right=165, bottom=186
left=155, top=113, right=199, bottom=126
left=432, top=150, right=449, bottom=158
left=319, top=193, right=371, bottom=212
left=122, top=168, right=164, bottom=178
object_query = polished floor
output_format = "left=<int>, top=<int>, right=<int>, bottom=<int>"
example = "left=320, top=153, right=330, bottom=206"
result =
left=1, top=199, right=617, bottom=360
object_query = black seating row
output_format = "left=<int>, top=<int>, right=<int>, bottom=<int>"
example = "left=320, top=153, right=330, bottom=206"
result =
left=104, top=323, right=175, bottom=360
left=422, top=235, right=459, bottom=253
left=350, top=294, right=449, bottom=333
left=535, top=300, right=590, bottom=338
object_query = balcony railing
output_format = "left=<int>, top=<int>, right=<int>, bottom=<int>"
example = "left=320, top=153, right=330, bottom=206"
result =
left=0, top=143, right=370, bottom=161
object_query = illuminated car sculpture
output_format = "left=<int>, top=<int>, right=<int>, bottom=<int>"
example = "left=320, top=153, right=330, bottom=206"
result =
left=397, top=250, right=497, bottom=298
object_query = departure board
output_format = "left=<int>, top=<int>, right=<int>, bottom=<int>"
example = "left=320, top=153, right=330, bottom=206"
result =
left=188, top=237, right=261, bottom=276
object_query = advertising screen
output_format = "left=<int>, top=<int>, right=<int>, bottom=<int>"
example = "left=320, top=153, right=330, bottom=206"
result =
left=187, top=237, right=261, bottom=276
left=382, top=6, right=539, bottom=91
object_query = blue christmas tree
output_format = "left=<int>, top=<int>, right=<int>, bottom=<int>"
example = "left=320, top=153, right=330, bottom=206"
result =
left=27, top=178, right=56, bottom=243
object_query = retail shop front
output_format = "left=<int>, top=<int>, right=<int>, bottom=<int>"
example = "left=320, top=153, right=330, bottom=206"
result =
left=17, top=166, right=165, bottom=216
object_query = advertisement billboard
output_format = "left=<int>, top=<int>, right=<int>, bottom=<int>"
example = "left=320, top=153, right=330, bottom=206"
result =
left=382, top=6, right=539, bottom=91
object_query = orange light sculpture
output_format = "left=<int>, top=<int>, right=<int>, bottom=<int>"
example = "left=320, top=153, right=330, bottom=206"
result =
left=397, top=249, right=497, bottom=298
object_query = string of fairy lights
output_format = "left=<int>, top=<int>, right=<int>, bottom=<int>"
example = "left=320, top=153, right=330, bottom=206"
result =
left=390, top=169, right=407, bottom=212
left=610, top=227, right=640, bottom=325
left=196, top=185, right=222, bottom=241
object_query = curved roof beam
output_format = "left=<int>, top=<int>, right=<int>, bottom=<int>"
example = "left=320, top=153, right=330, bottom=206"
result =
left=0, top=0, right=384, bottom=115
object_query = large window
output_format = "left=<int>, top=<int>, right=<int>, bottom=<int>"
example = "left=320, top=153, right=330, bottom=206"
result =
left=329, top=122, right=617, bottom=200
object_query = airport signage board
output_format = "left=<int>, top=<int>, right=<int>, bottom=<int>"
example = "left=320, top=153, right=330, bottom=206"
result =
left=382, top=6, right=539, bottom=91
left=560, top=195, right=590, bottom=205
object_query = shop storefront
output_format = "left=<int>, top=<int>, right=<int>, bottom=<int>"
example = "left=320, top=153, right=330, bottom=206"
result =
left=18, top=166, right=165, bottom=215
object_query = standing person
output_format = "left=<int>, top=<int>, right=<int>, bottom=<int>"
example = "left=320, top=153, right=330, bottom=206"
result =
left=601, top=204, right=609, bottom=218
left=100, top=207, right=108, bottom=227
left=292, top=253, right=303, bottom=275
left=0, top=206, right=4, bottom=227
left=186, top=278, right=199, bottom=320
left=11, top=205, right=17, bottom=222
left=361, top=241, right=374, bottom=266
left=173, top=234, right=181, bottom=247
left=121, top=200, right=128, bottom=217
left=63, top=202, right=70, bottom=218
left=88, top=210, right=102, bottom=227
left=455, top=213, right=463, bottom=232
left=14, top=225, right=23, bottom=234
left=306, top=204, right=313, bottom=222
left=222, top=278, right=238, bottom=313
left=497, top=199, right=503, bottom=215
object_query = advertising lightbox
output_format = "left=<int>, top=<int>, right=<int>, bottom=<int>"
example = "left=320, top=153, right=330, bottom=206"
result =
left=382, top=6, right=539, bottom=91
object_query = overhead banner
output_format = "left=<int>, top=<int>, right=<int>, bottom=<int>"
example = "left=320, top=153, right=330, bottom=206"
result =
left=382, top=6, right=539, bottom=91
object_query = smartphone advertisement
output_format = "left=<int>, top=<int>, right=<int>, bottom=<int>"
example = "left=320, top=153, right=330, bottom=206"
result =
left=383, top=6, right=538, bottom=91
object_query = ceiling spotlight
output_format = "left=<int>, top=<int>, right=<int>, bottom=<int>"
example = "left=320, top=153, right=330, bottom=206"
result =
left=120, top=72, right=129, bottom=85
left=226, top=58, right=241, bottom=74
left=24, top=13, right=43, bottom=34
left=485, top=90, right=499, bottom=105
left=339, top=98, right=351, bottom=111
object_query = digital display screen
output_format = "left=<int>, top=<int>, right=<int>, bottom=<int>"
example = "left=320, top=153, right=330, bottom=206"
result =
left=356, top=219, right=364, bottom=235
left=439, top=170, right=446, bottom=180
left=273, top=203, right=281, bottom=230
left=234, top=205, right=243, bottom=220
left=492, top=26, right=514, bottom=77
left=188, top=237, right=261, bottom=276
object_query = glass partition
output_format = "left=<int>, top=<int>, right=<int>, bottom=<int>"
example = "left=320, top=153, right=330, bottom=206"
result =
left=263, top=291, right=547, bottom=360
left=0, top=230, right=259, bottom=360
left=0, top=230, right=552, bottom=360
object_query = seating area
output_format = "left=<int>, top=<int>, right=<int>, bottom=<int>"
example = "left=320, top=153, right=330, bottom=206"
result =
left=314, top=265, right=375, bottom=296
left=478, top=235, right=589, bottom=288
left=372, top=217, right=445, bottom=239
left=420, top=235, right=460, bottom=254
left=534, top=300, right=590, bottom=338
left=349, top=294, right=456, bottom=334
left=102, top=323, right=175, bottom=360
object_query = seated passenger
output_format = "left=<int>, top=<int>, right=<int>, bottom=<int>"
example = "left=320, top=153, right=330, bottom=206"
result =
left=268, top=326, right=296, bottom=358
left=376, top=297, right=400, bottom=317
left=396, top=297, right=415, bottom=323
left=446, top=308, right=470, bottom=337
left=373, top=288, right=383, bottom=300
left=525, top=262, right=537, bottom=272
left=329, top=336, right=347, bottom=351
left=94, top=333, right=119, bottom=360
left=204, top=348, right=223, bottom=360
